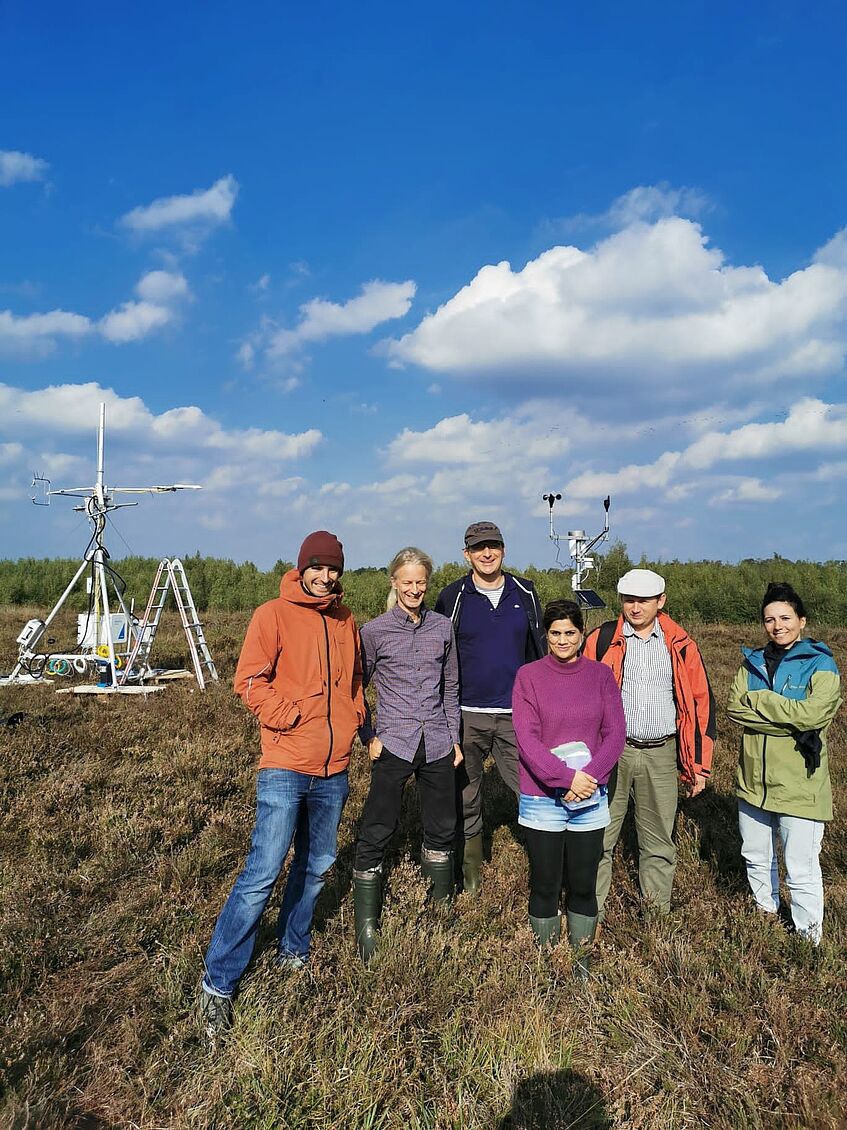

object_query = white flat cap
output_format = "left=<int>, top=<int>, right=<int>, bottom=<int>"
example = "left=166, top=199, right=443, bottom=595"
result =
left=617, top=568, right=665, bottom=597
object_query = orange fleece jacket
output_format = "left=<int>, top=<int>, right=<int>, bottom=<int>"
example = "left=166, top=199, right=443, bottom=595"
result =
left=583, top=611, right=716, bottom=785
left=234, top=569, right=365, bottom=776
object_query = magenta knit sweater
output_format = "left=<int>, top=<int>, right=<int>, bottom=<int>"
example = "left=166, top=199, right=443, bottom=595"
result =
left=512, top=654, right=626, bottom=799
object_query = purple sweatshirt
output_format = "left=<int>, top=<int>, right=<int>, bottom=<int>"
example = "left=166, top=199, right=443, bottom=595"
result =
left=512, top=654, right=626, bottom=798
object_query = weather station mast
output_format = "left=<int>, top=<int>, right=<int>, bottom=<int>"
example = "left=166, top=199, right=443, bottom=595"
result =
left=542, top=490, right=611, bottom=610
left=1, top=402, right=209, bottom=692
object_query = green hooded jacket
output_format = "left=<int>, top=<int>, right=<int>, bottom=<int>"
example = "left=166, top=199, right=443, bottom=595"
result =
left=727, top=638, right=841, bottom=821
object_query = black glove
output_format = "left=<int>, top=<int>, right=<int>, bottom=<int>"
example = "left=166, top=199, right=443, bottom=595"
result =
left=794, top=730, right=822, bottom=773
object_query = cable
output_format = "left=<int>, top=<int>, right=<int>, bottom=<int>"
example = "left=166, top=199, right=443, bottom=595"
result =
left=103, top=557, right=128, bottom=599
left=106, top=512, right=134, bottom=557
left=72, top=558, right=98, bottom=656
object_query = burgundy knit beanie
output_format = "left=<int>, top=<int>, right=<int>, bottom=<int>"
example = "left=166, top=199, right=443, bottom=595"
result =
left=297, top=530, right=344, bottom=575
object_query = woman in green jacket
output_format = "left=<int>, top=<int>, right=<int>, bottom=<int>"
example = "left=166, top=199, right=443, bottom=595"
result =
left=727, top=582, right=841, bottom=943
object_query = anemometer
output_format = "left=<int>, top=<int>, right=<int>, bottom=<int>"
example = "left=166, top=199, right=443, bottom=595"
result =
left=542, top=491, right=611, bottom=609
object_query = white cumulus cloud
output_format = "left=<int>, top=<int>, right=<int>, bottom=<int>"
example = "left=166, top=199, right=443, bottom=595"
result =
left=377, top=406, right=578, bottom=525
left=386, top=410, right=569, bottom=468
left=385, top=215, right=847, bottom=402
left=267, top=280, right=416, bottom=359
left=709, top=478, right=782, bottom=506
left=606, top=183, right=712, bottom=226
left=813, top=228, right=847, bottom=268
left=0, top=382, right=323, bottom=457
left=206, top=426, right=322, bottom=461
left=0, top=309, right=92, bottom=356
left=119, top=174, right=238, bottom=234
left=565, top=398, right=847, bottom=501
left=543, top=182, right=711, bottom=238
left=98, top=269, right=190, bottom=342
left=99, top=300, right=173, bottom=343
left=0, top=383, right=323, bottom=560
left=0, top=149, right=49, bottom=186
left=2, top=269, right=192, bottom=354
left=135, top=269, right=190, bottom=304
left=682, top=398, right=847, bottom=469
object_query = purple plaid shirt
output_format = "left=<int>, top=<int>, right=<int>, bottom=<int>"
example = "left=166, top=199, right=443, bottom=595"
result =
left=359, top=605, right=461, bottom=762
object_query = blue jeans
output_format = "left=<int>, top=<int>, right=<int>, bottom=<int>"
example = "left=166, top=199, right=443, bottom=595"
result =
left=738, top=798, right=825, bottom=943
left=202, top=767, right=349, bottom=998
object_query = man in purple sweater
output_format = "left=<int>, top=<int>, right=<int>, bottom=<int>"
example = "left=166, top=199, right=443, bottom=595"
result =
left=512, top=599, right=626, bottom=976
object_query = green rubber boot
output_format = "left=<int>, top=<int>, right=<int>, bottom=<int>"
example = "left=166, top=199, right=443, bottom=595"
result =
left=353, top=868, right=383, bottom=964
left=566, top=910, right=598, bottom=981
left=462, top=834, right=484, bottom=897
left=529, top=913, right=561, bottom=947
left=421, top=847, right=455, bottom=904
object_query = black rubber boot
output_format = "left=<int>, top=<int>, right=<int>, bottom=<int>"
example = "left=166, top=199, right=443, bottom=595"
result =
left=529, top=913, right=561, bottom=947
left=353, top=868, right=383, bottom=964
left=566, top=910, right=598, bottom=981
left=461, top=833, right=483, bottom=897
left=421, top=848, right=455, bottom=904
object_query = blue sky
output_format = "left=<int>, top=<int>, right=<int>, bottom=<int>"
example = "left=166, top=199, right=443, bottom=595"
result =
left=2, top=1, right=847, bottom=571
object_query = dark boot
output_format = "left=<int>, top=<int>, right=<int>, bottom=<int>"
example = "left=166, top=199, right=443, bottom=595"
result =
left=353, top=868, right=383, bottom=963
left=566, top=910, right=598, bottom=981
left=199, top=986, right=233, bottom=1051
left=461, top=833, right=483, bottom=897
left=529, top=913, right=561, bottom=947
left=421, top=847, right=454, bottom=904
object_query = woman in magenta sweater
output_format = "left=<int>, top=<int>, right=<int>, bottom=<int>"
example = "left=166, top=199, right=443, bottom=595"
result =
left=512, top=599, right=626, bottom=976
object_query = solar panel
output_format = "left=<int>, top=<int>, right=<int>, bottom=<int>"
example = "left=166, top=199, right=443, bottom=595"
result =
left=575, top=589, right=606, bottom=609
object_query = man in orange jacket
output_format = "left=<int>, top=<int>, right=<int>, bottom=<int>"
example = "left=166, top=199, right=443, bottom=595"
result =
left=583, top=569, right=715, bottom=917
left=199, top=531, right=365, bottom=1044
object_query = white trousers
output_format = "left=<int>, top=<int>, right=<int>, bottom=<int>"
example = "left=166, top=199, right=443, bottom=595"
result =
left=737, top=798, right=825, bottom=943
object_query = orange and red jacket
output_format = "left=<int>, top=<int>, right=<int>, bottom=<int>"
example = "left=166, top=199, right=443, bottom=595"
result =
left=234, top=569, right=365, bottom=776
left=582, top=612, right=715, bottom=785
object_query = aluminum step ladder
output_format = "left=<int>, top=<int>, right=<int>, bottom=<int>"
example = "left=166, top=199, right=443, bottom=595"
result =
left=120, top=558, right=218, bottom=689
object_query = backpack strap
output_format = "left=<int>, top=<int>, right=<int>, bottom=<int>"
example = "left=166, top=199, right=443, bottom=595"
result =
left=595, top=619, right=617, bottom=662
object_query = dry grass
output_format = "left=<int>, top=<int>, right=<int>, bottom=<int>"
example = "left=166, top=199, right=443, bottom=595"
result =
left=1, top=611, right=846, bottom=1129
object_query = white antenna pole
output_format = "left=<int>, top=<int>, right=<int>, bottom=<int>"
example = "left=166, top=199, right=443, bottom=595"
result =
left=96, top=402, right=106, bottom=511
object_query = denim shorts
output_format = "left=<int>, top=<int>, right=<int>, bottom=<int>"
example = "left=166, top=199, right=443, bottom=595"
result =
left=518, top=787, right=610, bottom=832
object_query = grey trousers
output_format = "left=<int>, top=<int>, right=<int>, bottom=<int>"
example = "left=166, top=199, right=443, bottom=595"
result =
left=595, top=737, right=679, bottom=916
left=458, top=711, right=520, bottom=840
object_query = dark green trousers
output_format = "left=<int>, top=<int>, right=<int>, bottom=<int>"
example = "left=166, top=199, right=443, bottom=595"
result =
left=595, top=737, right=679, bottom=916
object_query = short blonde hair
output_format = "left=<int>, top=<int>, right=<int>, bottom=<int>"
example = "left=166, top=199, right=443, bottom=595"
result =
left=386, top=546, right=434, bottom=610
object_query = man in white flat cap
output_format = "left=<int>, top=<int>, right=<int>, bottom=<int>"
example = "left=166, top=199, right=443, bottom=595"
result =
left=583, top=568, right=715, bottom=916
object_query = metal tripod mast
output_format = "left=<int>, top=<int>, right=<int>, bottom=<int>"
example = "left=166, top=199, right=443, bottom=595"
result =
left=4, top=402, right=200, bottom=689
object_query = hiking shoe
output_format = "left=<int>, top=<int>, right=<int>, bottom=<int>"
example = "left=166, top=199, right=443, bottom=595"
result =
left=199, top=987, right=232, bottom=1049
left=277, top=952, right=307, bottom=972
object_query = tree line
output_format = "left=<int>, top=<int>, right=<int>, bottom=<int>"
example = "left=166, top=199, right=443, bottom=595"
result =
left=1, top=543, right=845, bottom=625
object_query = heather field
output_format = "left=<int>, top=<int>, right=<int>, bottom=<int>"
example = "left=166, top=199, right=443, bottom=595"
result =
left=1, top=607, right=846, bottom=1129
